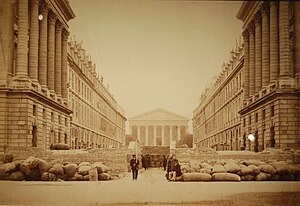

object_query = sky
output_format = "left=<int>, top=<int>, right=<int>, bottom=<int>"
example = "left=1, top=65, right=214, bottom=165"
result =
left=68, top=0, right=243, bottom=132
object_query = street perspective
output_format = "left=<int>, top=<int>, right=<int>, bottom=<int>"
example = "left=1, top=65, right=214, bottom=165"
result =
left=1, top=0, right=300, bottom=205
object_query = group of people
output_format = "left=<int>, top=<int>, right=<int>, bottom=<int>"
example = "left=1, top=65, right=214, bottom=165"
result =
left=129, top=154, right=182, bottom=181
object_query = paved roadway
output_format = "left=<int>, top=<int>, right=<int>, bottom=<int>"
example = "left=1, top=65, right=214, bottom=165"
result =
left=0, top=168, right=300, bottom=206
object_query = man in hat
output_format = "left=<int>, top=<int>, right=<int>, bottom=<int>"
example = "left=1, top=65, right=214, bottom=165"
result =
left=130, top=154, right=139, bottom=180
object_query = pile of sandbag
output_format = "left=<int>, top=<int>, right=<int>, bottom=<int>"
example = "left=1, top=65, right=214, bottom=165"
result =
left=180, top=159, right=300, bottom=182
left=0, top=156, right=116, bottom=181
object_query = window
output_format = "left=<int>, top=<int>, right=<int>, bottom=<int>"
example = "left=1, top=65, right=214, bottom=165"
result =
left=33, top=105, right=37, bottom=116
left=43, top=109, right=46, bottom=119
left=65, top=118, right=67, bottom=126
left=243, top=118, right=246, bottom=127
left=262, top=109, right=266, bottom=120
left=58, top=115, right=61, bottom=124
left=271, top=105, right=275, bottom=117
left=51, top=112, right=54, bottom=122
left=255, top=113, right=258, bottom=123
left=249, top=115, right=251, bottom=125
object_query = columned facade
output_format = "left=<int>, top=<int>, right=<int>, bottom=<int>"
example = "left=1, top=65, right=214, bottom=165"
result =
left=237, top=1, right=300, bottom=150
left=128, top=109, right=189, bottom=147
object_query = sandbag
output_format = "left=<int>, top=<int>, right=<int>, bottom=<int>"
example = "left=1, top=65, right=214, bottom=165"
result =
left=212, top=164, right=226, bottom=173
left=98, top=173, right=111, bottom=181
left=38, top=159, right=50, bottom=174
left=181, top=164, right=191, bottom=173
left=41, top=172, right=50, bottom=181
left=89, top=167, right=98, bottom=181
left=295, top=174, right=300, bottom=181
left=83, top=174, right=90, bottom=181
left=25, top=157, right=40, bottom=169
left=63, top=163, right=77, bottom=177
left=248, top=165, right=260, bottom=175
left=9, top=171, right=25, bottom=181
left=19, top=162, right=31, bottom=176
left=26, top=169, right=41, bottom=181
left=50, top=143, right=70, bottom=150
left=92, top=162, right=109, bottom=174
left=198, top=168, right=212, bottom=174
left=0, top=171, right=10, bottom=180
left=201, top=163, right=213, bottom=171
left=258, top=164, right=276, bottom=175
left=68, top=173, right=83, bottom=181
left=290, top=165, right=300, bottom=175
left=237, top=165, right=253, bottom=176
left=78, top=165, right=91, bottom=175
left=189, top=160, right=201, bottom=170
left=0, top=162, right=18, bottom=173
left=224, top=163, right=241, bottom=173
left=255, top=172, right=270, bottom=181
left=280, top=174, right=294, bottom=181
left=182, top=173, right=211, bottom=182
left=273, top=163, right=293, bottom=175
left=78, top=162, right=91, bottom=167
left=240, top=174, right=255, bottom=181
left=48, top=172, right=57, bottom=181
left=242, top=160, right=266, bottom=166
left=212, top=173, right=241, bottom=182
left=49, top=163, right=64, bottom=176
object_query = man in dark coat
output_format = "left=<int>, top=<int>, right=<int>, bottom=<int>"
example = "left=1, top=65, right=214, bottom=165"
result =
left=130, top=155, right=139, bottom=180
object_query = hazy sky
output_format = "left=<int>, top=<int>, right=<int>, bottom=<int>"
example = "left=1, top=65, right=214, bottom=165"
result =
left=68, top=0, right=243, bottom=125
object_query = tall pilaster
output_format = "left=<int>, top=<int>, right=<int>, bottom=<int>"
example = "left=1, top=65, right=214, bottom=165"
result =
left=145, top=126, right=148, bottom=146
left=255, top=12, right=262, bottom=93
left=16, top=0, right=29, bottom=77
left=279, top=1, right=291, bottom=77
left=242, top=29, right=250, bottom=99
left=55, top=22, right=63, bottom=96
left=47, top=11, right=56, bottom=92
left=162, top=126, right=165, bottom=146
left=137, top=126, right=140, bottom=141
left=177, top=126, right=181, bottom=141
left=295, top=2, right=300, bottom=81
left=61, top=29, right=69, bottom=99
left=270, top=1, right=279, bottom=82
left=249, top=22, right=255, bottom=96
left=154, top=126, right=157, bottom=146
left=38, top=2, right=48, bottom=87
left=170, top=126, right=173, bottom=143
left=29, top=0, right=39, bottom=81
left=261, top=3, right=270, bottom=87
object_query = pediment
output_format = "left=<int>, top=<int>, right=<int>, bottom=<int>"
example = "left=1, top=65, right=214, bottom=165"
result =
left=129, top=108, right=189, bottom=121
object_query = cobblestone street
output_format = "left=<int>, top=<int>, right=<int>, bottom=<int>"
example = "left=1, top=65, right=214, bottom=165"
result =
left=1, top=168, right=300, bottom=205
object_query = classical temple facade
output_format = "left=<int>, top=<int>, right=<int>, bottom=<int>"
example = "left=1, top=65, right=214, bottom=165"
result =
left=0, top=0, right=126, bottom=151
left=193, top=1, right=300, bottom=151
left=128, top=108, right=189, bottom=147
left=67, top=39, right=126, bottom=149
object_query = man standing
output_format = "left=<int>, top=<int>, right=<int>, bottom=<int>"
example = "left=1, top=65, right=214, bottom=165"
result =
left=130, top=155, right=139, bottom=180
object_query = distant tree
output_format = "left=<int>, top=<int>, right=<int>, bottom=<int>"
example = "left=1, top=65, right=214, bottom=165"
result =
left=177, top=134, right=193, bottom=148
left=125, top=135, right=135, bottom=146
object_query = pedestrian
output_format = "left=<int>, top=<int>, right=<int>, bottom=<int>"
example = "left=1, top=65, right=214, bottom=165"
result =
left=141, top=155, right=147, bottom=170
left=169, top=159, right=183, bottom=181
left=163, top=155, right=167, bottom=171
left=130, top=154, right=139, bottom=180
left=166, top=154, right=176, bottom=180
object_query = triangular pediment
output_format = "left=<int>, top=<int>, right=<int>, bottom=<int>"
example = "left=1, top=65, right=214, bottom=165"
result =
left=129, top=108, right=189, bottom=121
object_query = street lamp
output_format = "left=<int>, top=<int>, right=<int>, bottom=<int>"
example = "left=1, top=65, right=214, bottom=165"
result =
left=248, top=133, right=255, bottom=142
left=38, top=14, right=43, bottom=21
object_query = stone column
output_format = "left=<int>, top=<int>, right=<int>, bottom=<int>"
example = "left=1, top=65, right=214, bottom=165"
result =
left=177, top=126, right=181, bottom=141
left=61, top=29, right=69, bottom=99
left=279, top=1, right=291, bottom=77
left=154, top=125, right=157, bottom=146
left=47, top=11, right=56, bottom=92
left=162, top=125, right=165, bottom=146
left=270, top=1, right=279, bottom=82
left=38, top=2, right=48, bottom=87
left=261, top=3, right=270, bottom=87
left=255, top=13, right=262, bottom=93
left=55, top=22, right=63, bottom=96
left=137, top=125, right=140, bottom=141
left=249, top=22, right=255, bottom=96
left=16, top=0, right=29, bottom=77
left=145, top=126, right=148, bottom=146
left=170, top=126, right=173, bottom=143
left=242, top=29, right=250, bottom=100
left=295, top=2, right=300, bottom=80
left=29, top=0, right=39, bottom=82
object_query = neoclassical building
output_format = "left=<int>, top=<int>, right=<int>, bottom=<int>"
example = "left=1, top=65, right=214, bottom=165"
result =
left=0, top=0, right=126, bottom=152
left=0, top=0, right=75, bottom=152
left=193, top=41, right=244, bottom=150
left=237, top=1, right=300, bottom=151
left=193, top=1, right=300, bottom=151
left=67, top=39, right=126, bottom=149
left=128, top=108, right=189, bottom=147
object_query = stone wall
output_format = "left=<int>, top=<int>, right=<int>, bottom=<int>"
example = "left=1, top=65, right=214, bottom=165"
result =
left=2, top=147, right=134, bottom=175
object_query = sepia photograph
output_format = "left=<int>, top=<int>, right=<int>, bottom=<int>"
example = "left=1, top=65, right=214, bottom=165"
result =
left=0, top=0, right=300, bottom=205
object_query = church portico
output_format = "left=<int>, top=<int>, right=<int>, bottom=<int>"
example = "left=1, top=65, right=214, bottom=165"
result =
left=128, top=109, right=190, bottom=147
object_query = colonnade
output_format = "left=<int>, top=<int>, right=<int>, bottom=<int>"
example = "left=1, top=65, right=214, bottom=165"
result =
left=15, top=0, right=70, bottom=100
left=242, top=1, right=300, bottom=101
